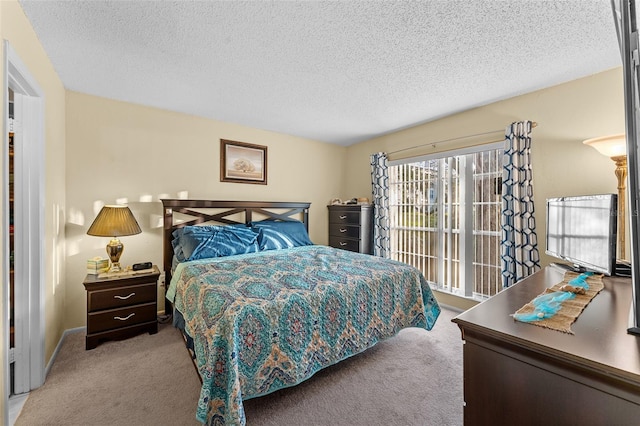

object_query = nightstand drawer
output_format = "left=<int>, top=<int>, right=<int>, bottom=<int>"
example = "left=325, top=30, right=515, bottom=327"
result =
left=88, top=282, right=157, bottom=311
left=329, top=224, right=361, bottom=239
left=329, top=236, right=360, bottom=252
left=84, top=266, right=160, bottom=350
left=87, top=302, right=156, bottom=334
left=329, top=210, right=361, bottom=225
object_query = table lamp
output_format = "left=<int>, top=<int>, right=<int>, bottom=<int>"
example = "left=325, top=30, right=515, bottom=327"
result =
left=583, top=134, right=627, bottom=259
left=87, top=205, right=142, bottom=272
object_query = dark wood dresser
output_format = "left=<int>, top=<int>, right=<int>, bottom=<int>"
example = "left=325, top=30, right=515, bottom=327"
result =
left=452, top=266, right=640, bottom=425
left=327, top=204, right=373, bottom=254
left=83, top=266, right=160, bottom=350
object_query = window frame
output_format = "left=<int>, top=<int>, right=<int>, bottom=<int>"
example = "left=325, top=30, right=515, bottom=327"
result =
left=389, top=142, right=503, bottom=299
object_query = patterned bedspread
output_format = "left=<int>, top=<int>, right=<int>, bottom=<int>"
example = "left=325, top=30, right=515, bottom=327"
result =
left=167, top=245, right=441, bottom=425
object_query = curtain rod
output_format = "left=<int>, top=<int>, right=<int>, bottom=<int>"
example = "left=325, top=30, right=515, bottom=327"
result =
left=388, top=121, right=538, bottom=156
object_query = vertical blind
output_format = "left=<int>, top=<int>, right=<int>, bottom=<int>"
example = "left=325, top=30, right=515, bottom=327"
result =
left=388, top=143, right=503, bottom=300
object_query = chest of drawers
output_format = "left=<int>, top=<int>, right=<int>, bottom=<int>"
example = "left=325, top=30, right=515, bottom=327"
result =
left=83, top=266, right=160, bottom=349
left=452, top=267, right=640, bottom=424
left=327, top=204, right=373, bottom=254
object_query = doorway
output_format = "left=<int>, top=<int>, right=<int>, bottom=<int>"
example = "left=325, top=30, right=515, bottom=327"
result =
left=4, top=41, right=46, bottom=424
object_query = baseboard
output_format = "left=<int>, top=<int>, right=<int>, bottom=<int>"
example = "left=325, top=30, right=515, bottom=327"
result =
left=45, top=326, right=86, bottom=379
left=437, top=302, right=465, bottom=314
left=432, top=290, right=479, bottom=312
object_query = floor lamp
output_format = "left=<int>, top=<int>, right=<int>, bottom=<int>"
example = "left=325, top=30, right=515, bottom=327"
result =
left=583, top=134, right=628, bottom=260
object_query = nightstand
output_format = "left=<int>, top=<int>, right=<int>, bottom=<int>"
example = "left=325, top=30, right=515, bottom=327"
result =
left=328, top=204, right=373, bottom=254
left=83, top=265, right=160, bottom=350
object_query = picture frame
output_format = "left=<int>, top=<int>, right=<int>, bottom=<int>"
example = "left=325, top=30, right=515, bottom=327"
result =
left=220, top=139, right=268, bottom=185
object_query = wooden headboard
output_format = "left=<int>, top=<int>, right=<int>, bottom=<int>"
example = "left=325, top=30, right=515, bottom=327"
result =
left=161, top=199, right=311, bottom=294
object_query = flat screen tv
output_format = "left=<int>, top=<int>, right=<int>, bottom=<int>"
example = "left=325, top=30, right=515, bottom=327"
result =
left=545, top=194, right=618, bottom=276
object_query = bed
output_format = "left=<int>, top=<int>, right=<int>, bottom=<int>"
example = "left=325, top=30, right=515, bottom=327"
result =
left=161, top=199, right=441, bottom=425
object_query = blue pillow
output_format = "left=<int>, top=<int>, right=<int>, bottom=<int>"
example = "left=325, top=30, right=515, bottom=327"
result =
left=250, top=220, right=313, bottom=251
left=171, top=228, right=187, bottom=262
left=173, top=224, right=260, bottom=261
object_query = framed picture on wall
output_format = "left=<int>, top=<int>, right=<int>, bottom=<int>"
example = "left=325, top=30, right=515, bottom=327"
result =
left=220, top=139, right=268, bottom=184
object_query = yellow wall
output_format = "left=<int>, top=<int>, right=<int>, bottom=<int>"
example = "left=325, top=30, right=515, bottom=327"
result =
left=64, top=91, right=347, bottom=328
left=345, top=67, right=625, bottom=308
left=1, top=0, right=66, bottom=413
left=63, top=68, right=625, bottom=319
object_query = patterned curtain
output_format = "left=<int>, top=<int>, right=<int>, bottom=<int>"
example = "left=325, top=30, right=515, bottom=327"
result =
left=501, top=121, right=541, bottom=288
left=370, top=152, right=390, bottom=257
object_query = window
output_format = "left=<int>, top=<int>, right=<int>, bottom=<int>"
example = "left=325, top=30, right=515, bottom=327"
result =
left=388, top=144, right=503, bottom=300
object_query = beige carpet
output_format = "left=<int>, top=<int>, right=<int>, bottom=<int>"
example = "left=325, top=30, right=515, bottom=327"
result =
left=15, top=308, right=463, bottom=426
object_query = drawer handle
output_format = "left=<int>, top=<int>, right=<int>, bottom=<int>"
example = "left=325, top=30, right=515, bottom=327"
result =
left=340, top=228, right=347, bottom=233
left=114, top=313, right=135, bottom=321
left=339, top=215, right=347, bottom=219
left=340, top=242, right=348, bottom=246
left=114, top=292, right=136, bottom=300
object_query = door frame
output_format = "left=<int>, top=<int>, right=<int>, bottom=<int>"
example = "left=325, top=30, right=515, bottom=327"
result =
left=3, top=40, right=45, bottom=421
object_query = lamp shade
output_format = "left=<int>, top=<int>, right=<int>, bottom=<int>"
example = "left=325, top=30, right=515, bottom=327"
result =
left=583, top=134, right=627, bottom=158
left=87, top=205, right=142, bottom=237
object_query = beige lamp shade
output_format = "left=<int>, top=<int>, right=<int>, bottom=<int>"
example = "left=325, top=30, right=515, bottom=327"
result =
left=87, top=205, right=141, bottom=272
left=583, top=133, right=628, bottom=260
left=87, top=205, right=141, bottom=237
left=583, top=134, right=627, bottom=158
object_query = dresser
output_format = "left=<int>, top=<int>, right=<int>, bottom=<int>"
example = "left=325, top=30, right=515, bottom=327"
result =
left=327, top=204, right=373, bottom=254
left=83, top=266, right=160, bottom=350
left=452, top=266, right=640, bottom=425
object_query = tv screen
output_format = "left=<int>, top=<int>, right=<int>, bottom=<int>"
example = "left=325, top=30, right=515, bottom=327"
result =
left=545, top=194, right=617, bottom=275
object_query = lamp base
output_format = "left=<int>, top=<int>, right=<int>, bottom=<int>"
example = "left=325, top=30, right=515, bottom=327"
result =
left=108, top=262, right=123, bottom=273
left=106, top=238, right=124, bottom=273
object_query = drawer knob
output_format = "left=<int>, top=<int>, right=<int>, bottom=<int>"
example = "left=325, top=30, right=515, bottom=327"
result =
left=340, top=242, right=347, bottom=246
left=114, top=292, right=136, bottom=300
left=339, top=215, right=347, bottom=219
left=114, top=313, right=135, bottom=321
left=340, top=228, right=347, bottom=233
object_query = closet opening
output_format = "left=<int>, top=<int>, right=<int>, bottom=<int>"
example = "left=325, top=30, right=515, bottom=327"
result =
left=8, top=88, right=15, bottom=393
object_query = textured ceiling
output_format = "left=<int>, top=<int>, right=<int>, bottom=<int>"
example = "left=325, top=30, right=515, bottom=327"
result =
left=19, top=0, right=621, bottom=146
